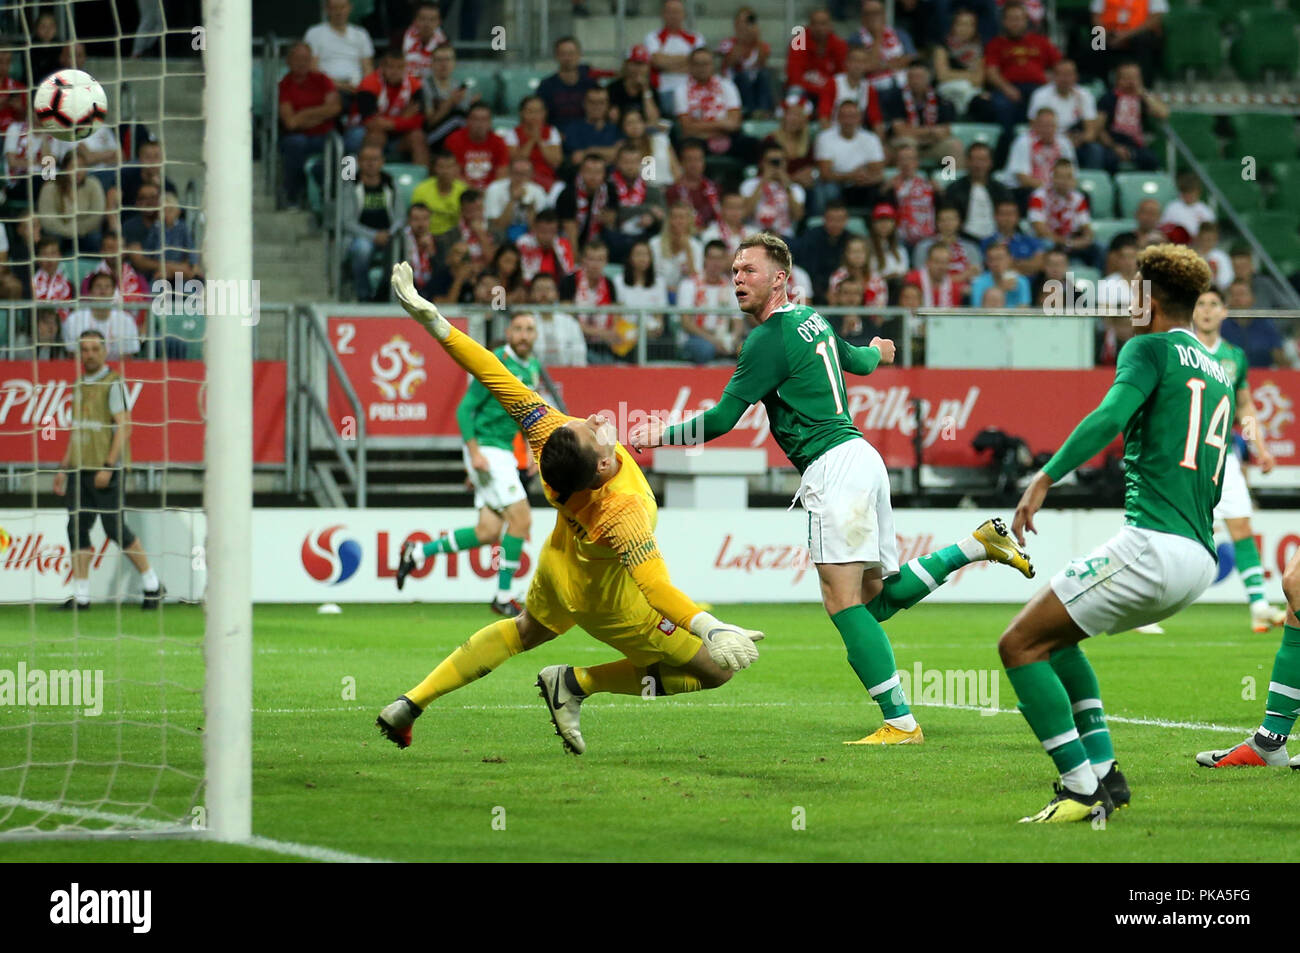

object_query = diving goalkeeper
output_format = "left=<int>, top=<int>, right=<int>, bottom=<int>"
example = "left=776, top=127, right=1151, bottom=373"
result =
left=376, top=262, right=765, bottom=755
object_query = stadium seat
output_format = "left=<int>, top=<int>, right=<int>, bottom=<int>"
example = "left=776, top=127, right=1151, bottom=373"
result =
left=1268, top=233, right=1300, bottom=274
left=163, top=312, right=206, bottom=360
left=1166, top=112, right=1219, bottom=162
left=1163, top=10, right=1223, bottom=78
left=1076, top=169, right=1115, bottom=218
left=498, top=68, right=545, bottom=115
left=304, top=154, right=323, bottom=214
left=1089, top=218, right=1131, bottom=250
left=492, top=117, right=515, bottom=135
left=1269, top=159, right=1300, bottom=213
left=1202, top=159, right=1266, bottom=213
left=845, top=217, right=869, bottom=236
left=457, top=65, right=502, bottom=113
left=949, top=122, right=1001, bottom=151
left=1231, top=9, right=1299, bottom=79
left=386, top=162, right=427, bottom=215
left=74, top=256, right=102, bottom=287
left=348, top=0, right=374, bottom=23
left=603, top=264, right=623, bottom=282
left=1070, top=266, right=1101, bottom=290
left=1240, top=210, right=1299, bottom=250
left=1114, top=171, right=1176, bottom=215
left=742, top=119, right=780, bottom=140
left=1227, top=113, right=1299, bottom=166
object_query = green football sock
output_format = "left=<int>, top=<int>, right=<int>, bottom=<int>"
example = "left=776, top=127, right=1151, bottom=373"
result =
left=1235, top=537, right=1267, bottom=606
left=422, top=526, right=480, bottom=557
left=866, top=543, right=972, bottom=622
left=830, top=605, right=910, bottom=719
left=497, top=533, right=524, bottom=595
left=1050, top=644, right=1116, bottom=770
left=1006, top=661, right=1092, bottom=777
left=1261, top=625, right=1300, bottom=738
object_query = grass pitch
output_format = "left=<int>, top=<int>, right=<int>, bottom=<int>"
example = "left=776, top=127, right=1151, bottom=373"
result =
left=0, top=602, right=1294, bottom=862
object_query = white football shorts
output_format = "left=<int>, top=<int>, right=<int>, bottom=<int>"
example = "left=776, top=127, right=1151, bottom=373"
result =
left=1050, top=525, right=1216, bottom=637
left=1212, top=453, right=1252, bottom=521
left=464, top=444, right=528, bottom=512
left=796, top=437, right=900, bottom=573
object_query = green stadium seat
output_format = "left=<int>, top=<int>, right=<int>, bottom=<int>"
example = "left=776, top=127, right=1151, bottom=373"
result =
left=804, top=216, right=823, bottom=231
left=949, top=122, right=1002, bottom=150
left=1227, top=113, right=1299, bottom=166
left=1270, top=236, right=1300, bottom=274
left=1089, top=218, right=1131, bottom=250
left=742, top=119, right=780, bottom=140
left=1240, top=211, right=1299, bottom=250
left=1070, top=266, right=1101, bottom=290
left=457, top=65, right=502, bottom=113
left=348, top=0, right=374, bottom=23
left=492, top=117, right=515, bottom=135
left=603, top=264, right=623, bottom=282
left=1231, top=9, right=1300, bottom=79
left=1114, top=171, right=1176, bottom=215
left=1201, top=159, right=1266, bottom=213
left=845, top=217, right=869, bottom=236
left=1165, top=113, right=1219, bottom=162
left=1163, top=11, right=1223, bottom=78
left=74, top=256, right=103, bottom=287
left=163, top=312, right=206, bottom=360
left=386, top=162, right=427, bottom=214
left=1269, top=159, right=1300, bottom=213
left=305, top=155, right=323, bottom=214
left=1076, top=169, right=1115, bottom=218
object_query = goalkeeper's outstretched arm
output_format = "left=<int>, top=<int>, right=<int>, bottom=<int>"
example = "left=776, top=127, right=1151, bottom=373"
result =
left=392, top=262, right=573, bottom=456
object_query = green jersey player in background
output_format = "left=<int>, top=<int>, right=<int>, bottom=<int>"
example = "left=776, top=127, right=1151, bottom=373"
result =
left=1000, top=245, right=1226, bottom=823
left=630, top=233, right=1035, bottom=746
left=397, top=312, right=542, bottom=615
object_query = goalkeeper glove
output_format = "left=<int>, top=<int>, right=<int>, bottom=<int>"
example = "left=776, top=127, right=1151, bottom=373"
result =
left=391, top=262, right=451, bottom=341
left=690, top=611, right=764, bottom=671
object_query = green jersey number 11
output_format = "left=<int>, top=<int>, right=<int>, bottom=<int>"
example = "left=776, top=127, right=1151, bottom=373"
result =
left=814, top=340, right=846, bottom=414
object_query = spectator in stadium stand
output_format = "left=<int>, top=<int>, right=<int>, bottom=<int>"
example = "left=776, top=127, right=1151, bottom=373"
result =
left=970, top=238, right=1032, bottom=306
left=740, top=143, right=805, bottom=243
left=796, top=200, right=852, bottom=301
left=767, top=92, right=818, bottom=191
left=868, top=202, right=911, bottom=279
left=491, top=244, right=529, bottom=305
left=528, top=272, right=588, bottom=367
left=819, top=45, right=885, bottom=135
left=1026, top=59, right=1104, bottom=171
left=644, top=0, right=707, bottom=114
left=146, top=192, right=201, bottom=286
left=649, top=200, right=704, bottom=288
left=556, top=152, right=617, bottom=248
left=610, top=239, right=671, bottom=359
left=485, top=156, right=548, bottom=244
left=411, top=150, right=467, bottom=237
left=1228, top=243, right=1292, bottom=312
left=912, top=204, right=982, bottom=283
left=59, top=41, right=88, bottom=72
left=398, top=1, right=447, bottom=82
left=455, top=188, right=495, bottom=266
left=0, top=224, right=21, bottom=301
left=983, top=2, right=1060, bottom=131
left=18, top=308, right=64, bottom=360
left=700, top=191, right=757, bottom=255
left=561, top=86, right=620, bottom=166
left=84, top=233, right=149, bottom=321
left=78, top=119, right=124, bottom=201
left=471, top=270, right=500, bottom=307
left=4, top=111, right=76, bottom=206
left=852, top=0, right=920, bottom=92
left=304, top=0, right=375, bottom=102
left=422, top=45, right=478, bottom=150
left=883, top=140, right=937, bottom=247
left=557, top=239, right=622, bottom=363
left=1031, top=243, right=1070, bottom=305
left=443, top=103, right=508, bottom=191
left=606, top=142, right=666, bottom=263
left=1114, top=196, right=1165, bottom=248
left=676, top=240, right=741, bottom=363
left=401, top=202, right=437, bottom=299
left=517, top=209, right=576, bottom=282
left=276, top=41, right=342, bottom=210
left=0, top=48, right=24, bottom=132
left=29, top=11, right=62, bottom=83
left=828, top=234, right=890, bottom=304
left=895, top=280, right=924, bottom=359
left=62, top=273, right=140, bottom=358
left=665, top=138, right=722, bottom=230
left=835, top=276, right=903, bottom=346
left=1159, top=171, right=1214, bottom=240
left=341, top=143, right=399, bottom=301
left=1095, top=60, right=1166, bottom=173
left=1090, top=0, right=1166, bottom=86
left=501, top=96, right=563, bottom=201
left=979, top=284, right=1008, bottom=308
left=31, top=236, right=72, bottom=313
left=905, top=242, right=966, bottom=306
left=812, top=99, right=886, bottom=214
left=943, top=142, right=1012, bottom=242
left=676, top=48, right=756, bottom=164
left=1027, top=158, right=1099, bottom=268
left=718, top=7, right=774, bottom=118
left=606, top=46, right=662, bottom=126
left=617, top=108, right=679, bottom=188
left=122, top=182, right=163, bottom=281
left=785, top=7, right=847, bottom=117
left=982, top=197, right=1045, bottom=274
left=428, top=235, right=479, bottom=304
left=1194, top=221, right=1231, bottom=291
left=1003, top=106, right=1076, bottom=206
left=348, top=52, right=429, bottom=166
left=4, top=216, right=39, bottom=299
left=118, top=140, right=176, bottom=209
left=38, top=153, right=107, bottom=254
left=880, top=64, right=962, bottom=167
left=932, top=10, right=988, bottom=117
left=1223, top=282, right=1292, bottom=368
left=1098, top=233, right=1139, bottom=309
left=537, top=37, right=603, bottom=131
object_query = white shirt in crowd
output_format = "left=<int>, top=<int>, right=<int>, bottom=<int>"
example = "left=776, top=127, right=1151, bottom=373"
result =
left=643, top=27, right=706, bottom=99
left=483, top=178, right=550, bottom=223
left=649, top=234, right=703, bottom=289
left=1202, top=245, right=1233, bottom=290
left=1160, top=197, right=1215, bottom=239
left=813, top=126, right=885, bottom=175
left=1026, top=83, right=1097, bottom=131
left=1001, top=131, right=1077, bottom=186
left=962, top=183, right=997, bottom=240
left=533, top=310, right=588, bottom=367
left=304, top=20, right=375, bottom=88
left=63, top=308, right=141, bottom=359
left=1098, top=270, right=1136, bottom=310
left=4, top=122, right=75, bottom=167
left=612, top=274, right=670, bottom=339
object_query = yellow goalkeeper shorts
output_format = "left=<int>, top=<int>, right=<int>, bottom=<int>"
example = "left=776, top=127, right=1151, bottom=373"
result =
left=525, top=533, right=702, bottom=668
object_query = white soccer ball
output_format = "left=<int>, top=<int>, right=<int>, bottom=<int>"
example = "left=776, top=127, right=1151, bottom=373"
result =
left=34, top=69, right=108, bottom=142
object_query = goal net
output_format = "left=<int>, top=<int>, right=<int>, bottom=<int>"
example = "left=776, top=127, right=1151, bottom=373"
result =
left=0, top=0, right=251, bottom=840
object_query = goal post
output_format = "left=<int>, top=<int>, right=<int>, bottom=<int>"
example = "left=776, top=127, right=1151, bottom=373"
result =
left=201, top=0, right=253, bottom=843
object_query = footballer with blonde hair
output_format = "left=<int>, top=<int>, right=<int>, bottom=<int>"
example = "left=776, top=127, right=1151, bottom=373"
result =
left=998, top=244, right=1225, bottom=823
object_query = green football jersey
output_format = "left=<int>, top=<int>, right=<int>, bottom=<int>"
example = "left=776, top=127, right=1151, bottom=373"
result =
left=1116, top=329, right=1236, bottom=556
left=456, top=345, right=542, bottom=452
left=1207, top=336, right=1248, bottom=403
left=721, top=303, right=864, bottom=473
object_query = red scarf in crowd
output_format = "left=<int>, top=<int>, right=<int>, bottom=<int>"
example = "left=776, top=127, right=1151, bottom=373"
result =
left=574, top=178, right=608, bottom=243
left=612, top=170, right=647, bottom=208
left=902, top=87, right=939, bottom=127
left=404, top=226, right=432, bottom=286
left=1110, top=90, right=1145, bottom=147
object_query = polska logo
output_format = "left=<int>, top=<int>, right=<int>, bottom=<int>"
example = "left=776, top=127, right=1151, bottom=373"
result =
left=371, top=335, right=426, bottom=400
left=1252, top=382, right=1294, bottom=441
left=301, top=525, right=361, bottom=584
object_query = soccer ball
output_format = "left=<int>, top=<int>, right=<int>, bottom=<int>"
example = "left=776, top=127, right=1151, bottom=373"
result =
left=34, top=69, right=108, bottom=142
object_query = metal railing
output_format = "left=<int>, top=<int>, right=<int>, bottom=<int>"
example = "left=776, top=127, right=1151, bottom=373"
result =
left=293, top=304, right=368, bottom=505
